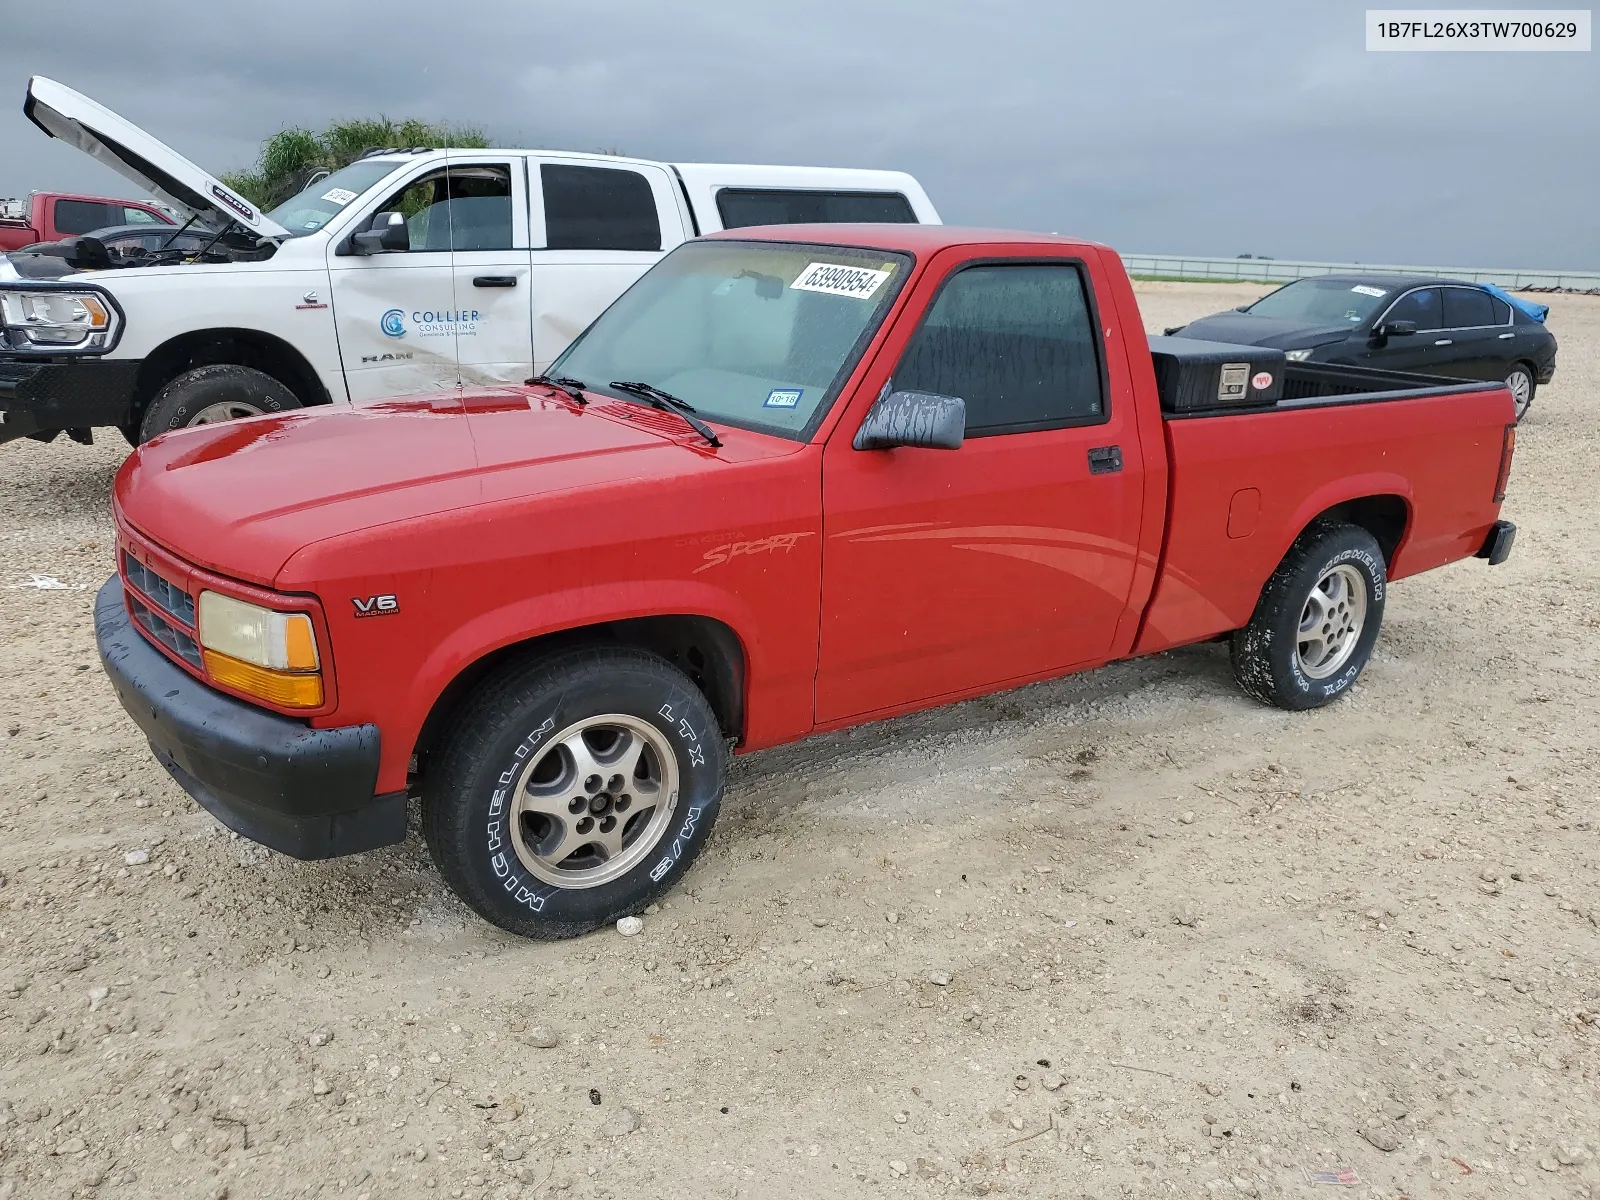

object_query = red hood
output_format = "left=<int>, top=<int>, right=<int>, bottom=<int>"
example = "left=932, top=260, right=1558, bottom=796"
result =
left=115, top=388, right=778, bottom=588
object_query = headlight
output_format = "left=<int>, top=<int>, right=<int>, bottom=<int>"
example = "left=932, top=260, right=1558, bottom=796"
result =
left=197, top=590, right=323, bottom=708
left=0, top=284, right=121, bottom=354
left=1284, top=349, right=1314, bottom=362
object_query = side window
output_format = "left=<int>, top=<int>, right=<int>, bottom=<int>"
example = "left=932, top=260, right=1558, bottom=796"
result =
left=716, top=189, right=917, bottom=229
left=541, top=164, right=662, bottom=251
left=121, top=206, right=164, bottom=226
left=892, top=263, right=1105, bottom=437
left=369, top=164, right=513, bottom=252
left=54, top=199, right=119, bottom=235
left=1441, top=287, right=1497, bottom=329
left=1381, top=288, right=1442, bottom=331
left=1487, top=294, right=1511, bottom=324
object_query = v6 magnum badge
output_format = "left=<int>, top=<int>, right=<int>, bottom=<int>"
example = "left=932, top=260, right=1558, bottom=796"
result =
left=352, top=594, right=399, bottom=618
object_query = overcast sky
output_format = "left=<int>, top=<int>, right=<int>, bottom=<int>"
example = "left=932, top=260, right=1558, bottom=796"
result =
left=3, top=1, right=1596, bottom=268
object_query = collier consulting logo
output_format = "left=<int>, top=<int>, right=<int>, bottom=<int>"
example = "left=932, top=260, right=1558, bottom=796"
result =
left=381, top=309, right=407, bottom=338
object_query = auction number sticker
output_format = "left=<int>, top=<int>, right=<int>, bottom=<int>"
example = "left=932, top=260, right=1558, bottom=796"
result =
left=321, top=188, right=359, bottom=206
left=791, top=261, right=891, bottom=299
left=1350, top=284, right=1388, bottom=297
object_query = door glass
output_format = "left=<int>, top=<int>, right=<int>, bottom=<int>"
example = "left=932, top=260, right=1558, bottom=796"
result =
left=442, top=165, right=513, bottom=250
left=54, top=199, right=119, bottom=235
left=1381, top=288, right=1442, bottom=331
left=121, top=206, right=164, bottom=225
left=892, top=263, right=1105, bottom=436
left=1441, top=287, right=1496, bottom=329
left=541, top=164, right=661, bottom=251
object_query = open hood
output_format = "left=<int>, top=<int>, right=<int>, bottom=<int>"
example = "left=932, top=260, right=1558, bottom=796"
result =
left=25, top=76, right=290, bottom=241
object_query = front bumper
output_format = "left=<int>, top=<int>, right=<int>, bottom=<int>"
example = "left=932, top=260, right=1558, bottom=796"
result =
left=95, top=576, right=406, bottom=859
left=1475, top=519, right=1516, bottom=566
left=0, top=357, right=140, bottom=443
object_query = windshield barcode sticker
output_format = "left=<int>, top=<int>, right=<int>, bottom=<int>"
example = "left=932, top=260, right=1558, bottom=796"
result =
left=321, top=188, right=359, bottom=206
left=791, top=262, right=891, bottom=299
left=1350, top=284, right=1388, bottom=297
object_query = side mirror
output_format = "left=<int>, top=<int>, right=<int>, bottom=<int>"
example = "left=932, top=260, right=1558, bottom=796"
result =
left=351, top=211, right=409, bottom=255
left=853, top=388, right=965, bottom=451
left=1376, top=319, right=1417, bottom=338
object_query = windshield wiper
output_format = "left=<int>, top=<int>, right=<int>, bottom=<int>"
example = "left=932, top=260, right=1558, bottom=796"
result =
left=527, top=373, right=589, bottom=405
left=609, top=381, right=722, bottom=448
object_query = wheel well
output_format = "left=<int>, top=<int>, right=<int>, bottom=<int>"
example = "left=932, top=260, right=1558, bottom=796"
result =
left=131, top=329, right=333, bottom=427
left=1313, top=494, right=1409, bottom=566
left=412, top=615, right=746, bottom=774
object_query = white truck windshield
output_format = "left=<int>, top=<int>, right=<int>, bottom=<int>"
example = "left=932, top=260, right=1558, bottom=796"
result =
left=266, top=161, right=401, bottom=237
left=551, top=240, right=912, bottom=438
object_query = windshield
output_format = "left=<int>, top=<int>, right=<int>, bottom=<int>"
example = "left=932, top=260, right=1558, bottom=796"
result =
left=265, top=161, right=400, bottom=237
left=1246, top=277, right=1396, bottom=325
left=551, top=240, right=912, bottom=438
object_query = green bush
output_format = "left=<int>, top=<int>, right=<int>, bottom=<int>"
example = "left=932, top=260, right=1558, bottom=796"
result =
left=222, top=118, right=491, bottom=209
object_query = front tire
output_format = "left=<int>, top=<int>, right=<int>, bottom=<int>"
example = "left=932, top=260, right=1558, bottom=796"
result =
left=1230, top=522, right=1387, bottom=710
left=138, top=364, right=302, bottom=443
left=1505, top=364, right=1535, bottom=422
left=423, top=647, right=727, bottom=938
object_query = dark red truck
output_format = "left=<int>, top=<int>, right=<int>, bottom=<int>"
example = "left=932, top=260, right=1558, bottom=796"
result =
left=0, top=191, right=173, bottom=251
left=94, top=225, right=1518, bottom=938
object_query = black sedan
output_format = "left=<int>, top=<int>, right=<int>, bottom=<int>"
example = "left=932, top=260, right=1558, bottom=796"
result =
left=1167, top=274, right=1557, bottom=420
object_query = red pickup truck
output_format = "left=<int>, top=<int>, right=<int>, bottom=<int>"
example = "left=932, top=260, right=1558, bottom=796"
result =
left=0, top=191, right=174, bottom=251
left=95, top=225, right=1518, bottom=938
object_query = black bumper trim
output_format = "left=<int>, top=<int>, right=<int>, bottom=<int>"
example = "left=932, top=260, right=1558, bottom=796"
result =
left=95, top=576, right=406, bottom=859
left=0, top=357, right=141, bottom=444
left=1476, top=520, right=1516, bottom=566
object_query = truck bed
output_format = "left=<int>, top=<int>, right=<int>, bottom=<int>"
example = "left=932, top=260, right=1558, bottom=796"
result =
left=1131, top=361, right=1514, bottom=657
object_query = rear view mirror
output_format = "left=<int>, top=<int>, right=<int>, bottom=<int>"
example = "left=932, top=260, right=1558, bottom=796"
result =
left=1377, top=319, right=1417, bottom=337
left=351, top=211, right=409, bottom=255
left=853, top=388, right=965, bottom=451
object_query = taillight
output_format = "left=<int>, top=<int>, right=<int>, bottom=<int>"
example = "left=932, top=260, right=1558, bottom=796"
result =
left=1493, top=423, right=1516, bottom=503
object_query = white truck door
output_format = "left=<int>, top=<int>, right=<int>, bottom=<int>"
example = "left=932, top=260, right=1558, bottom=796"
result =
left=441, top=155, right=533, bottom=388
left=327, top=163, right=463, bottom=399
left=527, top=158, right=689, bottom=372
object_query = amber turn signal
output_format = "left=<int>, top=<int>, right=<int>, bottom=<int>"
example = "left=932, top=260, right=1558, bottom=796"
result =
left=202, top=649, right=324, bottom=709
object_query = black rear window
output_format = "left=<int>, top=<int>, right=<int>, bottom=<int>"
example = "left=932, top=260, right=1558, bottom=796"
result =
left=54, top=199, right=121, bottom=235
left=542, top=164, right=662, bottom=252
left=716, top=188, right=916, bottom=229
left=1441, top=287, right=1497, bottom=329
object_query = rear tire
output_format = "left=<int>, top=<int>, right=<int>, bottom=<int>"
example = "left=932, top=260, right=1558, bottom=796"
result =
left=422, top=647, right=726, bottom=938
left=138, top=364, right=301, bottom=443
left=1505, top=363, right=1535, bottom=422
left=1230, top=522, right=1386, bottom=710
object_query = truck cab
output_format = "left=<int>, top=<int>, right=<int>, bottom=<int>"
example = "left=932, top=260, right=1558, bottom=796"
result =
left=0, top=190, right=174, bottom=251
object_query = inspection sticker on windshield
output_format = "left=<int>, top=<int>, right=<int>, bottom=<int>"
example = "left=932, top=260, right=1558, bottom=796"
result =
left=764, top=388, right=803, bottom=409
left=320, top=188, right=359, bottom=206
left=1350, top=285, right=1388, bottom=297
left=791, top=262, right=891, bottom=299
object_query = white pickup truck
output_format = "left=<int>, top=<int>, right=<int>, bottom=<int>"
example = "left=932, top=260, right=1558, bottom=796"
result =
left=0, top=77, right=938, bottom=447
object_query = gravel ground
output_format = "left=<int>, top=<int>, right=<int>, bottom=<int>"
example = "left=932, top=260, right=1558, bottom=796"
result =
left=1, top=282, right=1596, bottom=1200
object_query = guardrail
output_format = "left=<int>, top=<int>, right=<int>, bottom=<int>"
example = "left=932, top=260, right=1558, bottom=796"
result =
left=1120, top=254, right=1600, bottom=292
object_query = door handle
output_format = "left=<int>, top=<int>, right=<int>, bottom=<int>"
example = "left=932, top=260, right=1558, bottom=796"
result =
left=473, top=275, right=518, bottom=288
left=1433, top=338, right=1453, bottom=346
left=1087, top=445, right=1123, bottom=475
left=1498, top=332, right=1515, bottom=339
